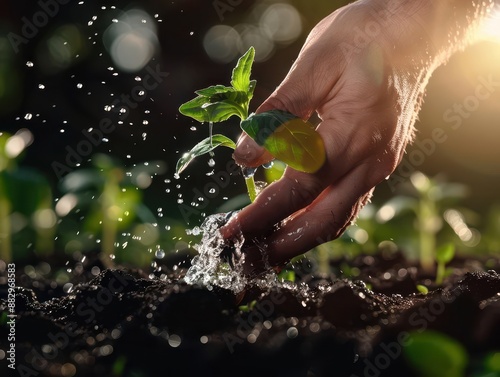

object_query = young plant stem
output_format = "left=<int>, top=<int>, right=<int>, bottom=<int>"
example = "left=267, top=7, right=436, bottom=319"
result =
left=418, top=197, right=436, bottom=273
left=435, top=261, right=446, bottom=286
left=245, top=176, right=257, bottom=203
left=101, top=175, right=119, bottom=268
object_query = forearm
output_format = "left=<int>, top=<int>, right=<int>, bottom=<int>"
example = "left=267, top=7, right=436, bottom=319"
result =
left=377, top=0, right=495, bottom=67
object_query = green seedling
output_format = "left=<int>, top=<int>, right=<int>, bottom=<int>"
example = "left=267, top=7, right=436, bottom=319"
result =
left=59, top=153, right=164, bottom=268
left=435, top=242, right=455, bottom=285
left=176, top=46, right=325, bottom=203
left=416, top=284, right=429, bottom=295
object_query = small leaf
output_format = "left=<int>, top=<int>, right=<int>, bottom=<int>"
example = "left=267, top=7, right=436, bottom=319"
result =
left=240, top=110, right=326, bottom=173
left=202, top=101, right=245, bottom=123
left=248, top=79, right=257, bottom=101
left=436, top=243, right=455, bottom=264
left=179, top=96, right=212, bottom=123
left=176, top=134, right=236, bottom=174
left=416, top=284, right=429, bottom=295
left=194, top=85, right=233, bottom=97
left=404, top=330, right=468, bottom=377
left=179, top=90, right=246, bottom=123
left=231, top=46, right=255, bottom=92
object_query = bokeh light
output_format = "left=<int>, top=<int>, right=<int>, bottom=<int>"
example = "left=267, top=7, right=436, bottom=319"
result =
left=203, top=25, right=241, bottom=64
left=479, top=5, right=500, bottom=42
left=203, top=1, right=303, bottom=63
left=260, top=3, right=302, bottom=44
left=103, top=9, right=158, bottom=72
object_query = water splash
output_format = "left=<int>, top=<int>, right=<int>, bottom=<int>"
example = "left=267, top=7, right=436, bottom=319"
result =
left=183, top=213, right=249, bottom=293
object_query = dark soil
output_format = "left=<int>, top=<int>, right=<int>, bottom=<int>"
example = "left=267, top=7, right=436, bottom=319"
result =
left=2, top=250, right=500, bottom=377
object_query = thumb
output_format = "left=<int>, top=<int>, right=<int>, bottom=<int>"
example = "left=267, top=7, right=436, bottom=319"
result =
left=234, top=50, right=329, bottom=167
left=232, top=133, right=274, bottom=168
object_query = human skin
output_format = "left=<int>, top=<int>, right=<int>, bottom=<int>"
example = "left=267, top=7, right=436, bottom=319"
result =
left=220, top=0, right=495, bottom=274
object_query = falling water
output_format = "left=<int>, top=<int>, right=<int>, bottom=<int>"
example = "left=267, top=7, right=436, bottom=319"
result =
left=183, top=212, right=250, bottom=293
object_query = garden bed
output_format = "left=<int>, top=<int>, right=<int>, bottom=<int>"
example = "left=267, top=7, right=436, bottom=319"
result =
left=2, top=248, right=500, bottom=377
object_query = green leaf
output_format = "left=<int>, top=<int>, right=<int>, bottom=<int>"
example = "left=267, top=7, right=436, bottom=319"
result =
left=179, top=90, right=247, bottom=123
left=179, top=96, right=212, bottom=123
left=194, top=85, right=233, bottom=97
left=176, top=134, right=236, bottom=174
left=231, top=46, right=255, bottom=92
left=240, top=110, right=326, bottom=173
left=416, top=284, right=429, bottom=294
left=202, top=101, right=246, bottom=123
left=436, top=243, right=455, bottom=264
left=404, top=331, right=468, bottom=377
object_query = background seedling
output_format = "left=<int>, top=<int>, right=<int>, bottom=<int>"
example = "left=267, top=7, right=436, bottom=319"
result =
left=435, top=242, right=455, bottom=285
left=0, top=129, right=54, bottom=263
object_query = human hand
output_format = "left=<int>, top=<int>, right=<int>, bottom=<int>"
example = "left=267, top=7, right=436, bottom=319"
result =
left=219, top=0, right=493, bottom=275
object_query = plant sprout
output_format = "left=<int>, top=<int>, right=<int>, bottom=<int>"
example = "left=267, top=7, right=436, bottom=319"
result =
left=176, top=46, right=326, bottom=204
left=435, top=242, right=455, bottom=285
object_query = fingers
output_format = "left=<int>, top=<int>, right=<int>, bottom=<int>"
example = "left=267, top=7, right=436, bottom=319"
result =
left=242, top=165, right=376, bottom=270
left=232, top=133, right=274, bottom=168
left=219, top=166, right=330, bottom=240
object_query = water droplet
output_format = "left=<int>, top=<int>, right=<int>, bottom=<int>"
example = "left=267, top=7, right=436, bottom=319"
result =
left=77, top=83, right=83, bottom=89
left=38, top=84, right=45, bottom=89
left=263, top=161, right=274, bottom=169
left=26, top=61, right=34, bottom=67
left=242, top=167, right=257, bottom=179
left=155, top=249, right=165, bottom=259
left=104, top=105, right=112, bottom=112
left=143, top=120, right=149, bottom=125
left=208, top=158, right=215, bottom=167
left=63, top=283, right=74, bottom=293
left=24, top=113, right=33, bottom=120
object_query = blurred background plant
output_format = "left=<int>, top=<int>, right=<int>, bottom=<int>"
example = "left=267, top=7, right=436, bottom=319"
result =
left=0, top=129, right=54, bottom=264
left=0, top=0, right=499, bottom=278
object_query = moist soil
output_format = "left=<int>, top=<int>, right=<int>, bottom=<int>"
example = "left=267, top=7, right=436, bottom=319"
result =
left=1, top=249, right=500, bottom=377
